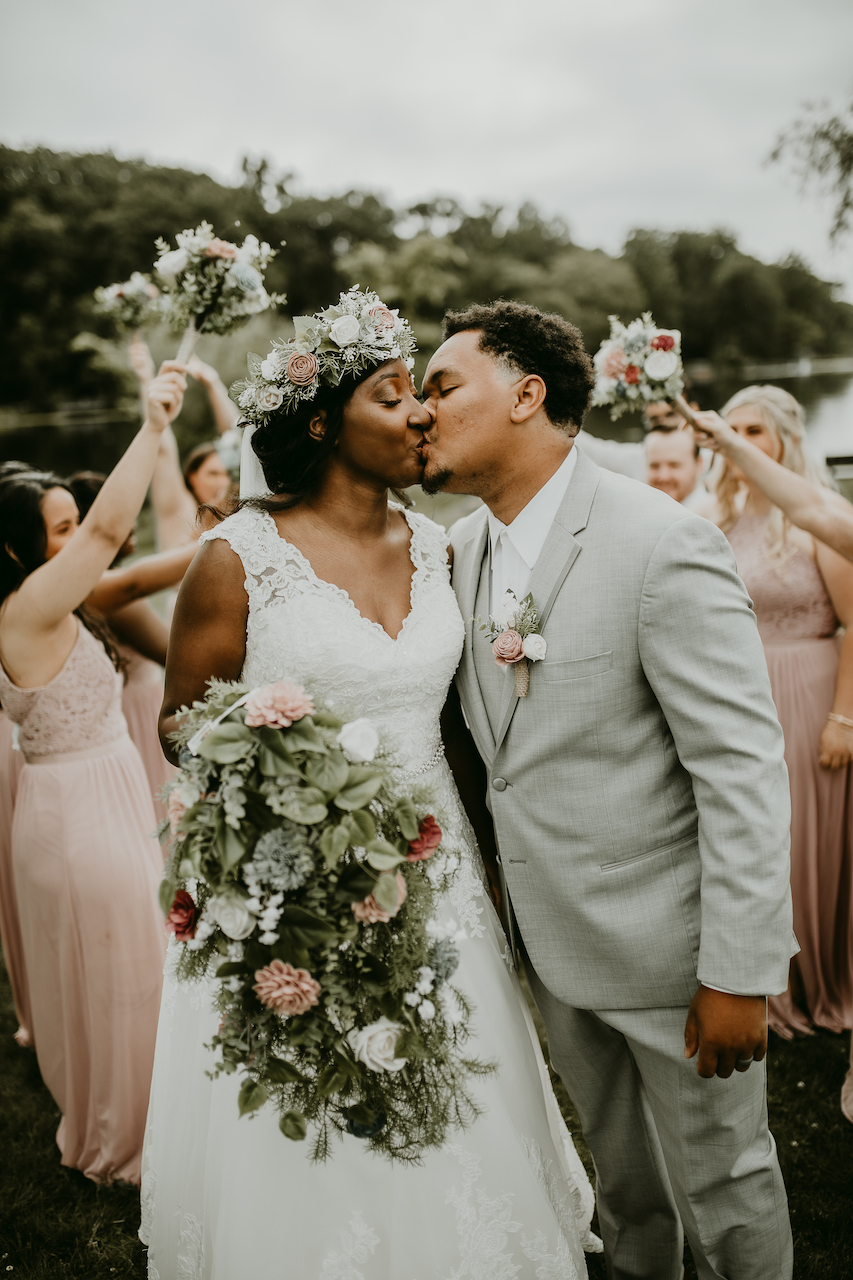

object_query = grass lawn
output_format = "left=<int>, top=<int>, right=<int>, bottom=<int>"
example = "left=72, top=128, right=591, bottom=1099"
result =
left=0, top=959, right=850, bottom=1278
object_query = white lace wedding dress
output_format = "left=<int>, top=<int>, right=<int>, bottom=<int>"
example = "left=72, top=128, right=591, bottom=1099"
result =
left=140, top=504, right=599, bottom=1280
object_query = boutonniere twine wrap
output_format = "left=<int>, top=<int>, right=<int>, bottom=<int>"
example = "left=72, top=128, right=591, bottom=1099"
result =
left=591, top=311, right=699, bottom=427
left=159, top=678, right=491, bottom=1162
left=153, top=220, right=285, bottom=364
left=478, top=590, right=547, bottom=698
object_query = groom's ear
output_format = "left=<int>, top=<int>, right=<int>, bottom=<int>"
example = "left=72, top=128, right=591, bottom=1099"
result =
left=509, top=374, right=547, bottom=424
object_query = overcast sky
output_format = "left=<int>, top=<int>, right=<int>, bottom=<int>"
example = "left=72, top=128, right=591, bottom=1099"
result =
left=3, top=0, right=852, bottom=294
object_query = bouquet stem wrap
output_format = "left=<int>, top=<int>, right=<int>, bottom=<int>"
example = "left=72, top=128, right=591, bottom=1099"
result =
left=175, top=318, right=201, bottom=365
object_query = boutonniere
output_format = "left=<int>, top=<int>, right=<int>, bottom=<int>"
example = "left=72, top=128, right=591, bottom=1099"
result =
left=477, top=590, right=547, bottom=698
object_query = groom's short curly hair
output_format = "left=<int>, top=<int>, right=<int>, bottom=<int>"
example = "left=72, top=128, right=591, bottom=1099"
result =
left=442, top=300, right=594, bottom=437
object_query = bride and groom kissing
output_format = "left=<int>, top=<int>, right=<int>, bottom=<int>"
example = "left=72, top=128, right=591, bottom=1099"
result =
left=146, top=295, right=795, bottom=1279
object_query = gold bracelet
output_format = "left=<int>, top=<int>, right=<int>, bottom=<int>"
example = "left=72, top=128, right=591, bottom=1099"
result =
left=827, top=712, right=853, bottom=729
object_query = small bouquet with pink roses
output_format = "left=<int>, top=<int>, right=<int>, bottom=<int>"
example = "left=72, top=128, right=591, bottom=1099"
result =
left=153, top=220, right=285, bottom=363
left=93, top=271, right=162, bottom=334
left=160, top=678, right=489, bottom=1162
left=591, top=312, right=696, bottom=424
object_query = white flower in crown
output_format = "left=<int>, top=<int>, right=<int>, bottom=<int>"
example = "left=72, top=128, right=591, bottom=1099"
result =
left=256, top=385, right=284, bottom=412
left=330, top=314, right=361, bottom=346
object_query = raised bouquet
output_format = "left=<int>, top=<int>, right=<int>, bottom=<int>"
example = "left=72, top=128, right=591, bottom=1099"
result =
left=93, top=272, right=161, bottom=334
left=154, top=221, right=285, bottom=364
left=160, top=679, right=490, bottom=1162
left=591, top=312, right=697, bottom=426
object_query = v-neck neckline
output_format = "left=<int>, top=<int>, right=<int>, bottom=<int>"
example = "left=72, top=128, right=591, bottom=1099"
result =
left=259, top=506, right=422, bottom=643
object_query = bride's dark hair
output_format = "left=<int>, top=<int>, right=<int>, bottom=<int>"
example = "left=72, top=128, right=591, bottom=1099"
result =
left=240, top=360, right=409, bottom=515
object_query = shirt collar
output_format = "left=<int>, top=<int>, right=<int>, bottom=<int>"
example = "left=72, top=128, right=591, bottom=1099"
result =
left=487, top=446, right=578, bottom=569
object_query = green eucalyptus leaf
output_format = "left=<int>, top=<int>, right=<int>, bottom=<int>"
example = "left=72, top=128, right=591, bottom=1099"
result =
left=284, top=717, right=325, bottom=754
left=394, top=796, right=420, bottom=842
left=265, top=1057, right=305, bottom=1085
left=276, top=904, right=337, bottom=948
left=159, top=879, right=177, bottom=917
left=316, top=1063, right=347, bottom=1097
left=366, top=848, right=405, bottom=872
left=215, top=961, right=248, bottom=979
left=345, top=810, right=375, bottom=844
left=278, top=786, right=328, bottom=825
left=335, top=767, right=384, bottom=812
left=373, top=871, right=400, bottom=914
left=258, top=744, right=299, bottom=777
left=312, top=709, right=344, bottom=730
left=335, top=863, right=375, bottom=903
left=214, top=810, right=247, bottom=870
left=280, top=1109, right=307, bottom=1141
left=345, top=1102, right=375, bottom=1126
left=199, top=722, right=253, bottom=764
left=305, top=751, right=349, bottom=796
left=319, top=824, right=350, bottom=869
left=247, top=352, right=263, bottom=375
left=238, top=1078, right=268, bottom=1116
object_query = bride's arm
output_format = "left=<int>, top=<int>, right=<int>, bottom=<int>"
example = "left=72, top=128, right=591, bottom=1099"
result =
left=158, top=538, right=249, bottom=764
left=441, top=682, right=502, bottom=914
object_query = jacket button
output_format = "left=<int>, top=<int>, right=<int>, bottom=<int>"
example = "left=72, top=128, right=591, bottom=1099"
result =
left=492, top=777, right=507, bottom=792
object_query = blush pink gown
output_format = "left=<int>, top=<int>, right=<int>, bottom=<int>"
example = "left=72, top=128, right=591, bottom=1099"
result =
left=117, top=645, right=177, bottom=824
left=0, top=622, right=167, bottom=1184
left=0, top=711, right=30, bottom=1045
left=728, top=513, right=853, bottom=1038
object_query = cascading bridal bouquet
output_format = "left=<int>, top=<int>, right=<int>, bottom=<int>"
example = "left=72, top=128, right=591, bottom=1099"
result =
left=591, top=312, right=699, bottom=427
left=154, top=221, right=285, bottom=364
left=93, top=272, right=162, bottom=334
left=160, top=679, right=491, bottom=1162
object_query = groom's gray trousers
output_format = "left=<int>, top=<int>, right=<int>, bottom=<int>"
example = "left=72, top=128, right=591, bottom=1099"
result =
left=527, top=963, right=793, bottom=1280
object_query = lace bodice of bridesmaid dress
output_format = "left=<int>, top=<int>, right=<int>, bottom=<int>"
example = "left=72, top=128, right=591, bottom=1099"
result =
left=0, top=621, right=126, bottom=760
left=727, top=512, right=838, bottom=643
left=201, top=505, right=465, bottom=772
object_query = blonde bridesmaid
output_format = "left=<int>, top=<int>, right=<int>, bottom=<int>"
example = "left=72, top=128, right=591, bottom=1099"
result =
left=0, top=364, right=186, bottom=1184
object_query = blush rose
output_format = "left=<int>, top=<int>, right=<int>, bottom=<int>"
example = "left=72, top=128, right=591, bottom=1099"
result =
left=165, top=890, right=197, bottom=942
left=286, top=351, right=319, bottom=386
left=492, top=629, right=524, bottom=666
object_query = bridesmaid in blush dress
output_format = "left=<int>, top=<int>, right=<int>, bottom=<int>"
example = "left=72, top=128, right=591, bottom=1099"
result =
left=0, top=363, right=187, bottom=1183
left=713, top=386, right=853, bottom=1039
left=0, top=708, right=29, bottom=1045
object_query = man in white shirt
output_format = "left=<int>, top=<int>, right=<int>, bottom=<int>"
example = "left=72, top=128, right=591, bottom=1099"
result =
left=421, top=299, right=794, bottom=1280
left=645, top=426, right=709, bottom=510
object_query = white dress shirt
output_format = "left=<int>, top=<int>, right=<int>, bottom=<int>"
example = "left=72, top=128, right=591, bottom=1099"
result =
left=488, top=447, right=578, bottom=613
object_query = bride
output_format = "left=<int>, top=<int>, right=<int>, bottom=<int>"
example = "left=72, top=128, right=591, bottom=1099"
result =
left=141, top=290, right=599, bottom=1279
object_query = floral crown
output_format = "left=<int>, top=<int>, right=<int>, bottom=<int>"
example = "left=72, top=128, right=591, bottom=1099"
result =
left=232, top=286, right=417, bottom=426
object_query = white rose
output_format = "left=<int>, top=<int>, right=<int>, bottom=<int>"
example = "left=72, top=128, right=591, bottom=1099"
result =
left=522, top=633, right=547, bottom=662
left=255, top=384, right=284, bottom=413
left=209, top=896, right=255, bottom=940
left=155, top=248, right=188, bottom=283
left=337, top=717, right=380, bottom=763
left=260, top=355, right=282, bottom=380
left=644, top=350, right=679, bottom=381
left=347, top=1017, right=407, bottom=1073
left=329, top=314, right=361, bottom=346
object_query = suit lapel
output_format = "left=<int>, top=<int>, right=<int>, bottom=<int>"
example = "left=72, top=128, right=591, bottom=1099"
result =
left=452, top=511, right=496, bottom=761
left=491, top=448, right=602, bottom=754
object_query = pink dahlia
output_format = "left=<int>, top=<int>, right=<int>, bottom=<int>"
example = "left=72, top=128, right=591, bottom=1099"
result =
left=253, top=960, right=321, bottom=1015
left=352, top=871, right=407, bottom=925
left=244, top=680, right=315, bottom=729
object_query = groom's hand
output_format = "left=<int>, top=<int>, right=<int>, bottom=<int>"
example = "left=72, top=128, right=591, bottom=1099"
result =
left=684, top=985, right=768, bottom=1079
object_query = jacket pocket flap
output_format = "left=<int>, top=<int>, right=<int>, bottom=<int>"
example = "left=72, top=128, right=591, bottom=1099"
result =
left=542, top=650, right=613, bottom=682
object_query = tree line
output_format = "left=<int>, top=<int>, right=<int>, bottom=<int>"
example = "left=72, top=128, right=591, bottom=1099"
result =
left=2, top=143, right=852, bottom=412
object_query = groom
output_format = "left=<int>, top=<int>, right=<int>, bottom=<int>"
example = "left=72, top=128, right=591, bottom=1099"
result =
left=421, top=301, right=795, bottom=1280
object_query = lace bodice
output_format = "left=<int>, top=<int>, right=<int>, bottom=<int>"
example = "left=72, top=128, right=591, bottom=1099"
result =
left=727, top=513, right=838, bottom=643
left=201, top=505, right=465, bottom=772
left=0, top=621, right=126, bottom=760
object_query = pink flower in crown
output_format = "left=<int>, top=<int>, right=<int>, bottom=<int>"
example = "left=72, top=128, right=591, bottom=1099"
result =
left=205, top=238, right=238, bottom=259
left=352, top=872, right=407, bottom=924
left=367, top=303, right=397, bottom=332
left=253, top=959, right=321, bottom=1015
left=492, top=630, right=524, bottom=667
left=286, top=351, right=319, bottom=386
left=244, top=681, right=315, bottom=728
left=602, top=347, right=628, bottom=379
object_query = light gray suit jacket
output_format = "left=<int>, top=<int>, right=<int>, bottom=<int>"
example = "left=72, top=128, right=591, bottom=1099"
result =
left=450, top=449, right=796, bottom=1009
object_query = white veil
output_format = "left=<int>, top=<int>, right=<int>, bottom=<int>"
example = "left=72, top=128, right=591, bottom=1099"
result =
left=239, top=422, right=271, bottom=500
